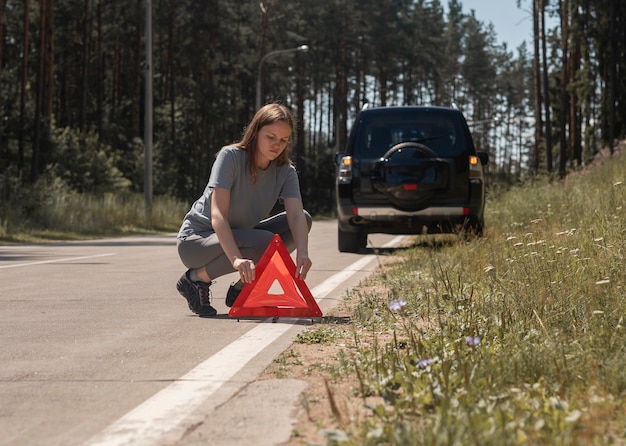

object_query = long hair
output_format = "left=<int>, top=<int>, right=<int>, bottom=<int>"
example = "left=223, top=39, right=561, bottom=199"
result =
left=233, top=103, right=296, bottom=180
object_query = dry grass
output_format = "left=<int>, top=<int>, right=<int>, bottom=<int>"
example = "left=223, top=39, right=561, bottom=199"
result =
left=262, top=143, right=626, bottom=445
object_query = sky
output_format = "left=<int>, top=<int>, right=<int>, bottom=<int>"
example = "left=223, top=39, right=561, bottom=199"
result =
left=455, top=0, right=534, bottom=51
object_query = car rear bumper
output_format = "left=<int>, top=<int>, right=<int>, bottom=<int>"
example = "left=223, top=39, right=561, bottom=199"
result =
left=336, top=177, right=485, bottom=235
left=353, top=205, right=466, bottom=217
left=337, top=199, right=484, bottom=234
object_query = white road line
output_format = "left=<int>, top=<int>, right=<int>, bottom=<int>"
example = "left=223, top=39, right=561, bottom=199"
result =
left=0, top=253, right=116, bottom=269
left=86, top=236, right=405, bottom=446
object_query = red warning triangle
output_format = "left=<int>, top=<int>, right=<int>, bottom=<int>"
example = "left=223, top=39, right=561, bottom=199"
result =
left=228, top=234, right=322, bottom=318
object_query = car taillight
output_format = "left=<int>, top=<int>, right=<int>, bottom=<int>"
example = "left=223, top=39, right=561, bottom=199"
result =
left=469, top=155, right=483, bottom=179
left=338, top=156, right=353, bottom=181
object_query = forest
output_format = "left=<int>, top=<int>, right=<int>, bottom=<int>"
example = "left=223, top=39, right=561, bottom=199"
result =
left=0, top=0, right=624, bottom=216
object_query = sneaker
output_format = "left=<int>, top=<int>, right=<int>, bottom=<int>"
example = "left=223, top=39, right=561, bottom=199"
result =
left=176, top=271, right=217, bottom=317
left=225, top=283, right=242, bottom=307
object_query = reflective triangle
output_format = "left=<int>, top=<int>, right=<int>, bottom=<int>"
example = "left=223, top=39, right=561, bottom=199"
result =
left=228, top=234, right=322, bottom=318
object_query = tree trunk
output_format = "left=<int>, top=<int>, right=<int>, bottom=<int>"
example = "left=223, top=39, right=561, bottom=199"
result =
left=96, top=0, right=104, bottom=133
left=295, top=59, right=306, bottom=193
left=570, top=38, right=581, bottom=166
left=0, top=0, right=6, bottom=161
left=32, top=0, right=50, bottom=183
left=113, top=35, right=120, bottom=124
left=532, top=0, right=544, bottom=172
left=79, top=0, right=90, bottom=131
left=168, top=0, right=176, bottom=146
left=540, top=0, right=553, bottom=173
left=131, top=0, right=142, bottom=137
left=0, top=0, right=5, bottom=79
left=18, top=0, right=30, bottom=176
left=45, top=0, right=54, bottom=118
left=378, top=66, right=387, bottom=106
left=337, top=42, right=348, bottom=150
left=257, top=1, right=271, bottom=109
left=558, top=0, right=569, bottom=179
left=608, top=0, right=616, bottom=153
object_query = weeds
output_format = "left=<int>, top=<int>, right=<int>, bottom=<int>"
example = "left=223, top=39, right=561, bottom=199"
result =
left=296, top=326, right=344, bottom=345
left=307, top=147, right=626, bottom=444
left=0, top=187, right=186, bottom=242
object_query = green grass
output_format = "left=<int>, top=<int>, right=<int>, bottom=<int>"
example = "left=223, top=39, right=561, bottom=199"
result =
left=317, top=146, right=626, bottom=445
left=0, top=192, right=186, bottom=243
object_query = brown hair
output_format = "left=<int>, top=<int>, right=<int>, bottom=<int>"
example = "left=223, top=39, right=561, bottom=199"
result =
left=233, top=103, right=296, bottom=180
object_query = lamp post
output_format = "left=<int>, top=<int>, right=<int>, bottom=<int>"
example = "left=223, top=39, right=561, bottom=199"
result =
left=144, top=0, right=153, bottom=216
left=255, top=44, right=309, bottom=110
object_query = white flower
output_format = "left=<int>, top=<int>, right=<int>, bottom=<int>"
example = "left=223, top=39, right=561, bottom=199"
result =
left=389, top=299, right=407, bottom=311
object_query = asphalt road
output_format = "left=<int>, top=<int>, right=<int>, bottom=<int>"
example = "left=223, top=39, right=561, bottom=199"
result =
left=0, top=220, right=405, bottom=446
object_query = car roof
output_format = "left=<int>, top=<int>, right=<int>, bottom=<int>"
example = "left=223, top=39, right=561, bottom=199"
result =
left=359, top=105, right=460, bottom=115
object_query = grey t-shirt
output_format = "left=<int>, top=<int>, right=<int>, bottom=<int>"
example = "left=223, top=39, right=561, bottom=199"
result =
left=177, top=146, right=301, bottom=238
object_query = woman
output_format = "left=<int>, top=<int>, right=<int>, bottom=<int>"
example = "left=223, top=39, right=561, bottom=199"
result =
left=176, top=103, right=313, bottom=317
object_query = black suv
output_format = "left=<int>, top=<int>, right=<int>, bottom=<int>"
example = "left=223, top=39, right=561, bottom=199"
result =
left=335, top=105, right=489, bottom=252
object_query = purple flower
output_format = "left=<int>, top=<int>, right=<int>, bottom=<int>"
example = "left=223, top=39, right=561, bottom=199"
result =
left=466, top=336, right=481, bottom=346
left=389, top=299, right=407, bottom=311
left=417, top=358, right=434, bottom=368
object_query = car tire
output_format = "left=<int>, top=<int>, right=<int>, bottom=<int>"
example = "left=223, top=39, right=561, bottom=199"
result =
left=338, top=227, right=367, bottom=253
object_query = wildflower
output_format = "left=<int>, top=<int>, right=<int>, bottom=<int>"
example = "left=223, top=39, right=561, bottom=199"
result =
left=417, top=358, right=434, bottom=368
left=466, top=336, right=481, bottom=346
left=389, top=299, right=407, bottom=311
left=483, top=264, right=495, bottom=272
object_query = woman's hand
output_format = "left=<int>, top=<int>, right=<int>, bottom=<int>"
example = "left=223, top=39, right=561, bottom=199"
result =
left=295, top=254, right=312, bottom=280
left=233, top=257, right=256, bottom=283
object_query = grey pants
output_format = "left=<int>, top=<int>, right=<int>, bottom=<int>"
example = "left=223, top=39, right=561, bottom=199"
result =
left=177, top=211, right=312, bottom=280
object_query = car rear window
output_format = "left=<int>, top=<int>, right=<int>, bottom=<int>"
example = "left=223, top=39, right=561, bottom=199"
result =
left=355, top=109, right=468, bottom=158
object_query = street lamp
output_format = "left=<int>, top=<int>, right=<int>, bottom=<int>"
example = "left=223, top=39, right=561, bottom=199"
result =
left=255, top=44, right=309, bottom=110
left=144, top=0, right=153, bottom=216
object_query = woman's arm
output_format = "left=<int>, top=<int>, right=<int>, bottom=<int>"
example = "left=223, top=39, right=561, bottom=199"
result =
left=283, top=197, right=312, bottom=280
left=211, top=187, right=256, bottom=283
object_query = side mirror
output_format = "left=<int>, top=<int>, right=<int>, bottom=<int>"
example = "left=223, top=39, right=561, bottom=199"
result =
left=334, top=152, right=344, bottom=166
left=477, top=151, right=489, bottom=165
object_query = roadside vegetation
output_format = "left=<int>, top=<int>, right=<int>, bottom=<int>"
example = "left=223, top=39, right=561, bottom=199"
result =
left=282, top=145, right=625, bottom=445
left=0, top=177, right=186, bottom=243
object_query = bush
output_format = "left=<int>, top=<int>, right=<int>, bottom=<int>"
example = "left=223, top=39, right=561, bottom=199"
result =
left=50, top=126, right=132, bottom=195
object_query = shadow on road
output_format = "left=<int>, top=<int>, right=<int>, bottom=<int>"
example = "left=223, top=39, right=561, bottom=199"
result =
left=362, top=234, right=460, bottom=255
